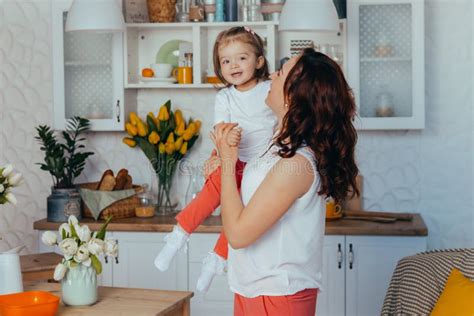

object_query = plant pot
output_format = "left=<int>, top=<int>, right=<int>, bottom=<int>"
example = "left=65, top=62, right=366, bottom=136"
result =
left=47, top=187, right=82, bottom=222
left=61, top=264, right=97, bottom=306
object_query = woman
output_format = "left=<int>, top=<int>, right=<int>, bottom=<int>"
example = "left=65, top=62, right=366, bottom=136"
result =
left=211, top=48, right=359, bottom=315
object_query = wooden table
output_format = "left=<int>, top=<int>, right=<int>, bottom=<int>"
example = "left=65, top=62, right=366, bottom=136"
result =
left=25, top=282, right=193, bottom=316
left=20, top=252, right=63, bottom=282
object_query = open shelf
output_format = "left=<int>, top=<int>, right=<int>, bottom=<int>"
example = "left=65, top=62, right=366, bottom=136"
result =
left=125, top=83, right=223, bottom=89
left=124, top=22, right=278, bottom=89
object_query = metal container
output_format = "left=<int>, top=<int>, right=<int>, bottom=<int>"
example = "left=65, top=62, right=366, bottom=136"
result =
left=261, top=0, right=285, bottom=21
left=47, top=187, right=82, bottom=222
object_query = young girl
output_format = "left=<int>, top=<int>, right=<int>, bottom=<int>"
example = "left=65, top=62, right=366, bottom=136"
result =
left=154, top=26, right=277, bottom=292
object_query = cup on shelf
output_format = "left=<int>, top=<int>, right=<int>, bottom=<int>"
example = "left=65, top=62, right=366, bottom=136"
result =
left=172, top=67, right=193, bottom=84
left=150, top=63, right=173, bottom=78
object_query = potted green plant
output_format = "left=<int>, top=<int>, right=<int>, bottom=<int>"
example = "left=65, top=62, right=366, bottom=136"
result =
left=35, top=117, right=94, bottom=222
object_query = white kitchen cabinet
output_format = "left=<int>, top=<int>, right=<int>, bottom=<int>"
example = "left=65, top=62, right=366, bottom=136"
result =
left=37, top=230, right=426, bottom=316
left=111, top=232, right=187, bottom=290
left=317, top=235, right=426, bottom=316
left=52, top=0, right=136, bottom=131
left=124, top=21, right=278, bottom=89
left=344, top=236, right=426, bottom=316
left=347, top=0, right=425, bottom=130
left=316, top=236, right=346, bottom=316
left=186, top=233, right=426, bottom=316
left=188, top=234, right=234, bottom=316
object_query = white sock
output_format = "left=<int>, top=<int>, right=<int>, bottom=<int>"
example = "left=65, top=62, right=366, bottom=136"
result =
left=154, top=225, right=189, bottom=271
left=196, top=252, right=227, bottom=293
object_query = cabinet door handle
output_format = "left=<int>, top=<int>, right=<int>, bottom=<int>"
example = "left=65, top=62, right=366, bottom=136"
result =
left=337, top=243, right=343, bottom=269
left=349, top=243, right=354, bottom=270
left=115, top=239, right=119, bottom=264
left=116, top=100, right=120, bottom=122
left=104, top=256, right=108, bottom=264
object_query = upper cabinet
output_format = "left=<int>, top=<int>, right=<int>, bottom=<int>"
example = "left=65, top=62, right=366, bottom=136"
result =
left=52, top=0, right=136, bottom=131
left=124, top=21, right=278, bottom=89
left=347, top=0, right=424, bottom=130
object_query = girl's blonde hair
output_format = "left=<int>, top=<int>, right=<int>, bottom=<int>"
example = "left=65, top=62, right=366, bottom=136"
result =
left=213, top=26, right=270, bottom=87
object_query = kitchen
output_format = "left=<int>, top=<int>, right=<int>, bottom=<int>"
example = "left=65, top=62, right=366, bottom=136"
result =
left=0, top=0, right=473, bottom=315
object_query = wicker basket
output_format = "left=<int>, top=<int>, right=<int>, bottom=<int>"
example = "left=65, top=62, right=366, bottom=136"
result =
left=79, top=182, right=143, bottom=220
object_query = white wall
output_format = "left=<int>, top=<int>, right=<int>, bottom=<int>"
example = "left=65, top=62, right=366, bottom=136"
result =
left=0, top=0, right=472, bottom=254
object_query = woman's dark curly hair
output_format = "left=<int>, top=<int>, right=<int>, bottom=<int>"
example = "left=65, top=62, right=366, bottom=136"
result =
left=274, top=48, right=359, bottom=202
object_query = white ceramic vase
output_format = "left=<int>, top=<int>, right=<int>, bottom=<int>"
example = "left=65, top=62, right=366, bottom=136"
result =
left=61, top=264, right=98, bottom=306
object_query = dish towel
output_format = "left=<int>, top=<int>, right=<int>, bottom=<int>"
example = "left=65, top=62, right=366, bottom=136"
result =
left=80, top=188, right=136, bottom=220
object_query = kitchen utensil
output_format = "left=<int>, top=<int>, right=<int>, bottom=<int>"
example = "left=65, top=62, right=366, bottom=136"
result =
left=344, top=210, right=413, bottom=221
left=344, top=215, right=397, bottom=223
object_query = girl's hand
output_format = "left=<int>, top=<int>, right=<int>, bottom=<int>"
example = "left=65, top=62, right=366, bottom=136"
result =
left=210, top=122, right=239, bottom=167
left=227, top=127, right=242, bottom=147
left=203, top=149, right=220, bottom=179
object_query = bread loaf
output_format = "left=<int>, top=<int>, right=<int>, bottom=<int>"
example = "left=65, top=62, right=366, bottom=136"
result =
left=98, top=174, right=116, bottom=191
left=123, top=175, right=133, bottom=189
left=97, top=169, right=114, bottom=190
left=114, top=168, right=129, bottom=190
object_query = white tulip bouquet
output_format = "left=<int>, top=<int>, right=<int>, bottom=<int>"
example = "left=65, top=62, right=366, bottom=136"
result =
left=41, top=215, right=117, bottom=281
left=0, top=164, right=23, bottom=205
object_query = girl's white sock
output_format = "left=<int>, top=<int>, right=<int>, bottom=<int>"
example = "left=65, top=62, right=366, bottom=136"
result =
left=154, top=225, right=189, bottom=271
left=196, top=251, right=227, bottom=293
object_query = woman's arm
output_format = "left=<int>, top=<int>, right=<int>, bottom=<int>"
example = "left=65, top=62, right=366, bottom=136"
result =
left=220, top=154, right=314, bottom=249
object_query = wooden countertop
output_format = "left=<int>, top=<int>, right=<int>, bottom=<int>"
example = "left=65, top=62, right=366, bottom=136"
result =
left=20, top=252, right=62, bottom=273
left=34, top=213, right=428, bottom=236
left=24, top=282, right=193, bottom=316
left=20, top=252, right=63, bottom=282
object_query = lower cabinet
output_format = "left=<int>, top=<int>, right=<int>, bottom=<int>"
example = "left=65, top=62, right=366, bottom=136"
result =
left=188, top=234, right=234, bottom=316
left=37, top=231, right=426, bottom=316
left=111, top=232, right=187, bottom=290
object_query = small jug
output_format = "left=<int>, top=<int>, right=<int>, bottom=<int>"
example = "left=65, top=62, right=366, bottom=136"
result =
left=0, top=245, right=25, bottom=295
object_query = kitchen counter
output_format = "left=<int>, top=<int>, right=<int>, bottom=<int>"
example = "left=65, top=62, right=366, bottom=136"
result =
left=34, top=213, right=428, bottom=236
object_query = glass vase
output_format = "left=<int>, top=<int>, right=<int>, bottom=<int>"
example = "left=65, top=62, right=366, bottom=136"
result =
left=61, top=264, right=97, bottom=306
left=155, top=171, right=178, bottom=216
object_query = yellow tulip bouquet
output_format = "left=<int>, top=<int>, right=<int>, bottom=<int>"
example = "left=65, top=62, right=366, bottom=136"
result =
left=122, top=100, right=201, bottom=213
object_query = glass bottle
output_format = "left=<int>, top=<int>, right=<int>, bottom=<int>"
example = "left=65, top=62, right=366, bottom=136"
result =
left=176, top=0, right=190, bottom=22
left=247, top=0, right=261, bottom=22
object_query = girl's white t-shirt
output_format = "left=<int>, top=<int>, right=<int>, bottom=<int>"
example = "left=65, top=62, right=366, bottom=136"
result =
left=214, top=80, right=277, bottom=162
left=227, top=145, right=326, bottom=298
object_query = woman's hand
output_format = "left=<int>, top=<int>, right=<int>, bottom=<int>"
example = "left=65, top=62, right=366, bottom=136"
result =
left=210, top=122, right=240, bottom=167
left=203, top=149, right=220, bottom=179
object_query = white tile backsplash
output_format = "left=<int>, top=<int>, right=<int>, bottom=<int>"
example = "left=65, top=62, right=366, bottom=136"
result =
left=0, top=0, right=472, bottom=253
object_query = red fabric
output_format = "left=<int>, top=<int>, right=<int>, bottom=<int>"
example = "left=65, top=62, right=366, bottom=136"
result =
left=234, top=289, right=318, bottom=316
left=175, top=160, right=246, bottom=259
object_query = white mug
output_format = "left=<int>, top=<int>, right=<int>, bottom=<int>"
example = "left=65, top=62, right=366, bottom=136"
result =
left=150, top=63, right=173, bottom=78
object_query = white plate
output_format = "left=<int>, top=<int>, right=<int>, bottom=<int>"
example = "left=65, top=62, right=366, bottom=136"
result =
left=139, top=76, right=177, bottom=84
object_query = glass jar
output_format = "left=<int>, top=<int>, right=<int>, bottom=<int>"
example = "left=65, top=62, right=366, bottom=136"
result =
left=135, top=184, right=155, bottom=217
